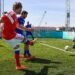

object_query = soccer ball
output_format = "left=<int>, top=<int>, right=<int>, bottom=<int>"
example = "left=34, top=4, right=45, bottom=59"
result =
left=64, top=45, right=70, bottom=51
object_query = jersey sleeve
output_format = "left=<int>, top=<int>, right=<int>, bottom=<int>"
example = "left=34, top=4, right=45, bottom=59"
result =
left=1, top=15, right=7, bottom=23
left=14, top=14, right=19, bottom=26
left=17, top=17, right=25, bottom=25
left=17, top=18, right=21, bottom=24
left=15, top=19, right=19, bottom=25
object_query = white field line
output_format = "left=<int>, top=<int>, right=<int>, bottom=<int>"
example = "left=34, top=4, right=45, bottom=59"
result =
left=39, top=42, right=75, bottom=54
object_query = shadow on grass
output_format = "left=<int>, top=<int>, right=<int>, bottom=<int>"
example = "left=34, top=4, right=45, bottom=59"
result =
left=0, top=45, right=5, bottom=47
left=69, top=54, right=75, bottom=57
left=29, top=57, right=51, bottom=64
left=27, top=57, right=62, bottom=64
left=22, top=66, right=52, bottom=75
left=56, top=72, right=64, bottom=75
left=50, top=60, right=62, bottom=64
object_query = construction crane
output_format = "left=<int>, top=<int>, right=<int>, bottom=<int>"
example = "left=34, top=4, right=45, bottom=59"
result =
left=65, top=0, right=70, bottom=31
left=34, top=11, right=47, bottom=38
left=38, top=11, right=47, bottom=27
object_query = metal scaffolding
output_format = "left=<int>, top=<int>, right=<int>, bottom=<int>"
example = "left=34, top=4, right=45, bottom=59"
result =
left=0, top=0, right=1, bottom=17
left=65, top=0, right=70, bottom=31
left=0, top=0, right=4, bottom=17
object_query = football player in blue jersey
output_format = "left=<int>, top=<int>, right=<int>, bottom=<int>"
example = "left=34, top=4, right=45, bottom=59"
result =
left=25, top=21, right=34, bottom=40
left=16, top=10, right=37, bottom=60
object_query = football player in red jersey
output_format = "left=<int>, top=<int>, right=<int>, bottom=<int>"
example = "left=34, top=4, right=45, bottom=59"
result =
left=0, top=2, right=33, bottom=70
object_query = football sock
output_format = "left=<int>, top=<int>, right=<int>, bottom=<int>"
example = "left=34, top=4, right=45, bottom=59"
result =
left=14, top=48, right=21, bottom=66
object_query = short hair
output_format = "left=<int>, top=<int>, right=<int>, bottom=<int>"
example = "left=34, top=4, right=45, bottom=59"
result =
left=13, top=2, right=22, bottom=10
left=21, top=10, right=28, bottom=15
left=3, top=11, right=7, bottom=14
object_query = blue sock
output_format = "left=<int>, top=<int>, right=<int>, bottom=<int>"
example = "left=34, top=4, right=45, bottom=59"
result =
left=24, top=49, right=27, bottom=55
left=26, top=50, right=31, bottom=56
left=24, top=40, right=30, bottom=44
left=14, top=49, right=20, bottom=58
left=14, top=49, right=20, bottom=55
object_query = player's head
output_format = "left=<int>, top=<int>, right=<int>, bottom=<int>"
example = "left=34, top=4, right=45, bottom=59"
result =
left=21, top=10, right=28, bottom=19
left=13, top=2, right=22, bottom=14
left=27, top=21, right=29, bottom=24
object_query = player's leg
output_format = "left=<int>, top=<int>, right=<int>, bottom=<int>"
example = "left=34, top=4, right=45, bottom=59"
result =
left=3, top=34, right=27, bottom=70
left=25, top=32, right=28, bottom=39
left=24, top=43, right=33, bottom=60
left=24, top=44, right=30, bottom=57
left=14, top=34, right=28, bottom=70
left=14, top=45, right=28, bottom=70
left=23, top=38, right=38, bottom=60
left=14, top=45, right=27, bottom=70
left=30, top=32, right=34, bottom=40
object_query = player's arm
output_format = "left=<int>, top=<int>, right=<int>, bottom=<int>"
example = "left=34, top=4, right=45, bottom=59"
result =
left=0, top=18, right=3, bottom=23
left=0, top=15, right=6, bottom=24
left=17, top=24, right=34, bottom=32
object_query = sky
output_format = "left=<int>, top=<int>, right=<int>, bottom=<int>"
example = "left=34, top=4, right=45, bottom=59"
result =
left=1, top=0, right=75, bottom=27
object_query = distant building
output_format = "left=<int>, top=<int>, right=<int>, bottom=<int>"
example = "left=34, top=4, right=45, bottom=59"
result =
left=33, top=26, right=75, bottom=32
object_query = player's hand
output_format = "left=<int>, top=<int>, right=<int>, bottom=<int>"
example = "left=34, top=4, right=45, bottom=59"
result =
left=26, top=28, right=34, bottom=32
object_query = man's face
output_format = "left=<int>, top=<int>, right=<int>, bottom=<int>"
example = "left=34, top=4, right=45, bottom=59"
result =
left=22, top=14, right=27, bottom=19
left=16, top=8, right=22, bottom=14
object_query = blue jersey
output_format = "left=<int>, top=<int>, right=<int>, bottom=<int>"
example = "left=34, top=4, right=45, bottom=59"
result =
left=25, top=24, right=32, bottom=35
left=26, top=24, right=31, bottom=28
left=25, top=24, right=34, bottom=40
left=16, top=17, right=25, bottom=36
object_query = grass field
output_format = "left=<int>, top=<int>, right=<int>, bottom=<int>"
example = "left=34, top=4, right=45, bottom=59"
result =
left=0, top=38, right=75, bottom=75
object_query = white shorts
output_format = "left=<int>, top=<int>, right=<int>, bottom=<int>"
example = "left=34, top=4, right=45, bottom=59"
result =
left=3, top=33, right=24, bottom=48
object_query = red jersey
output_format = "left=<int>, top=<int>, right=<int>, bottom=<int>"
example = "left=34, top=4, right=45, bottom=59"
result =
left=1, top=11, right=19, bottom=40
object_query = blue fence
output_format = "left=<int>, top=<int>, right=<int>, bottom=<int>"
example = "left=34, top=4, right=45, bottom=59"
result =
left=33, top=31, right=63, bottom=38
left=33, top=31, right=75, bottom=40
